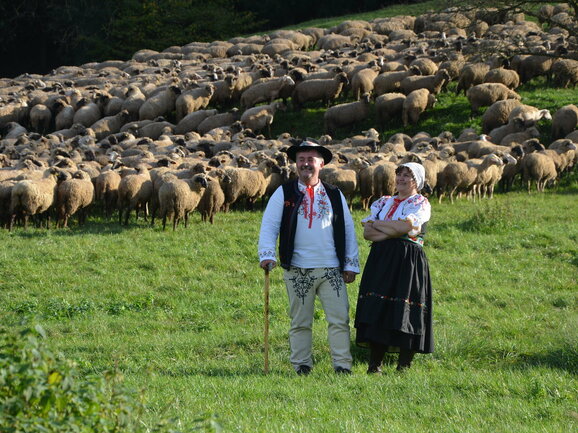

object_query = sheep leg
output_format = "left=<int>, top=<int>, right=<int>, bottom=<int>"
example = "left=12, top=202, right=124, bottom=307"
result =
left=162, top=211, right=167, bottom=231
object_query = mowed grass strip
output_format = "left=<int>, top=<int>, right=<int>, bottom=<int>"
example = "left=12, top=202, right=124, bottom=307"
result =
left=1, top=187, right=576, bottom=432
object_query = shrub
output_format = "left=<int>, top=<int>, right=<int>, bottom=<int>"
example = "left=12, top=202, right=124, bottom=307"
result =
left=0, top=325, right=194, bottom=433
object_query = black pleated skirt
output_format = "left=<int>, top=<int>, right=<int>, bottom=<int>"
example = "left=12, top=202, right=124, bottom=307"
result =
left=354, top=238, right=433, bottom=353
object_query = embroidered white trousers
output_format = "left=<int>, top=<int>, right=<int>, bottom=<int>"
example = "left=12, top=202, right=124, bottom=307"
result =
left=283, top=267, right=352, bottom=371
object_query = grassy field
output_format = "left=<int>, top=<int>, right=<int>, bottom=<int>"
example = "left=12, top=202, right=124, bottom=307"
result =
left=2, top=1, right=578, bottom=432
left=1, top=182, right=577, bottom=432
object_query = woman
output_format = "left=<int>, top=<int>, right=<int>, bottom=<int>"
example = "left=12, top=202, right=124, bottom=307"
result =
left=354, top=162, right=433, bottom=373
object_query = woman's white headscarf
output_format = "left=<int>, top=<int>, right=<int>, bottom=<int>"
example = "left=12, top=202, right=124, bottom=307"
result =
left=399, top=162, right=425, bottom=191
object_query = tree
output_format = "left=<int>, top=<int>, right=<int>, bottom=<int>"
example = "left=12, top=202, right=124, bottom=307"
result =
left=444, top=0, right=578, bottom=58
left=0, top=0, right=262, bottom=78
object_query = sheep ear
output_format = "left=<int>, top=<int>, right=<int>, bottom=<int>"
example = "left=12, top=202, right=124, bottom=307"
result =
left=512, top=116, right=524, bottom=127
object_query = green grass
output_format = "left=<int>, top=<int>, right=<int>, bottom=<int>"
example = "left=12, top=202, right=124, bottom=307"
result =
left=3, top=1, right=578, bottom=431
left=1, top=186, right=577, bottom=432
left=271, top=79, right=578, bottom=142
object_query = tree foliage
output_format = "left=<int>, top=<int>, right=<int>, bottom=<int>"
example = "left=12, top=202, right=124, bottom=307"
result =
left=445, top=0, right=578, bottom=56
left=0, top=0, right=419, bottom=78
left=0, top=0, right=261, bottom=78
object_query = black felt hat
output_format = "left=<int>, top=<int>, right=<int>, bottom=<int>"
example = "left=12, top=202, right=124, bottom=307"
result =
left=285, top=138, right=333, bottom=164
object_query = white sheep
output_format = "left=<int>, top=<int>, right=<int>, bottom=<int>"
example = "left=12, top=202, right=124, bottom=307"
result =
left=29, top=104, right=52, bottom=133
left=139, top=85, right=181, bottom=121
left=466, top=83, right=521, bottom=115
left=117, top=163, right=153, bottom=225
left=158, top=173, right=208, bottom=230
left=240, top=75, right=295, bottom=109
left=9, top=167, right=60, bottom=230
left=56, top=170, right=95, bottom=228
left=351, top=66, right=381, bottom=100
left=481, top=99, right=523, bottom=133
left=323, top=93, right=371, bottom=135
left=240, top=101, right=286, bottom=137
left=402, top=88, right=436, bottom=126
left=483, top=67, right=520, bottom=90
left=508, top=104, right=552, bottom=128
left=175, top=84, right=215, bottom=122
left=90, top=110, right=131, bottom=140
left=291, top=72, right=349, bottom=109
left=552, top=104, right=578, bottom=139
left=400, top=69, right=450, bottom=95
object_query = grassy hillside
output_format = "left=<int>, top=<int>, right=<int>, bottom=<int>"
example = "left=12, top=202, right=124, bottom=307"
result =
left=1, top=188, right=577, bottom=432
left=1, top=1, right=577, bottom=432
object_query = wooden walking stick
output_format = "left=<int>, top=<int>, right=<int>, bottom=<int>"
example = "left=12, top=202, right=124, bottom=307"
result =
left=263, top=263, right=272, bottom=374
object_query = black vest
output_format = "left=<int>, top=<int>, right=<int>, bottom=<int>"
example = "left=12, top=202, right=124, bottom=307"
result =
left=279, top=180, right=346, bottom=270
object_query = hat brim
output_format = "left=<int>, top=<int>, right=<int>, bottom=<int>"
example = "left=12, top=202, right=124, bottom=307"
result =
left=286, top=145, right=332, bottom=164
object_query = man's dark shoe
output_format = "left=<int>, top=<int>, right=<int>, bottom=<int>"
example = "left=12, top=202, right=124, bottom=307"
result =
left=334, top=366, right=352, bottom=375
left=296, top=365, right=311, bottom=375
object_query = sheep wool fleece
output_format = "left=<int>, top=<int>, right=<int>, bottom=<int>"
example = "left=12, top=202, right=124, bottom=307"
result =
left=258, top=180, right=360, bottom=371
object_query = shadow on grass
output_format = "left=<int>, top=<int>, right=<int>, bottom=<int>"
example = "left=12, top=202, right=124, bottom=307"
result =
left=513, top=348, right=578, bottom=374
left=8, top=218, right=156, bottom=238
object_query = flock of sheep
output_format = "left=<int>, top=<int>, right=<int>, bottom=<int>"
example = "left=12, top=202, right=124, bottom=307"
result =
left=0, top=4, right=577, bottom=230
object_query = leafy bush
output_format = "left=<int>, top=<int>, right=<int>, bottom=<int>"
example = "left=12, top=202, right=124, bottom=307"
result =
left=0, top=325, right=199, bottom=433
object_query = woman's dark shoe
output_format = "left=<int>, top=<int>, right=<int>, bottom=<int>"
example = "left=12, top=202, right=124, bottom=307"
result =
left=367, top=364, right=382, bottom=374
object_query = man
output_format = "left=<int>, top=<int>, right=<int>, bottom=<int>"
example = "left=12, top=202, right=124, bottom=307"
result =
left=258, top=139, right=360, bottom=375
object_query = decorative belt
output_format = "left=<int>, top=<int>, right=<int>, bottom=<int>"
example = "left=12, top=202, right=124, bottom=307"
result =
left=400, top=234, right=424, bottom=247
